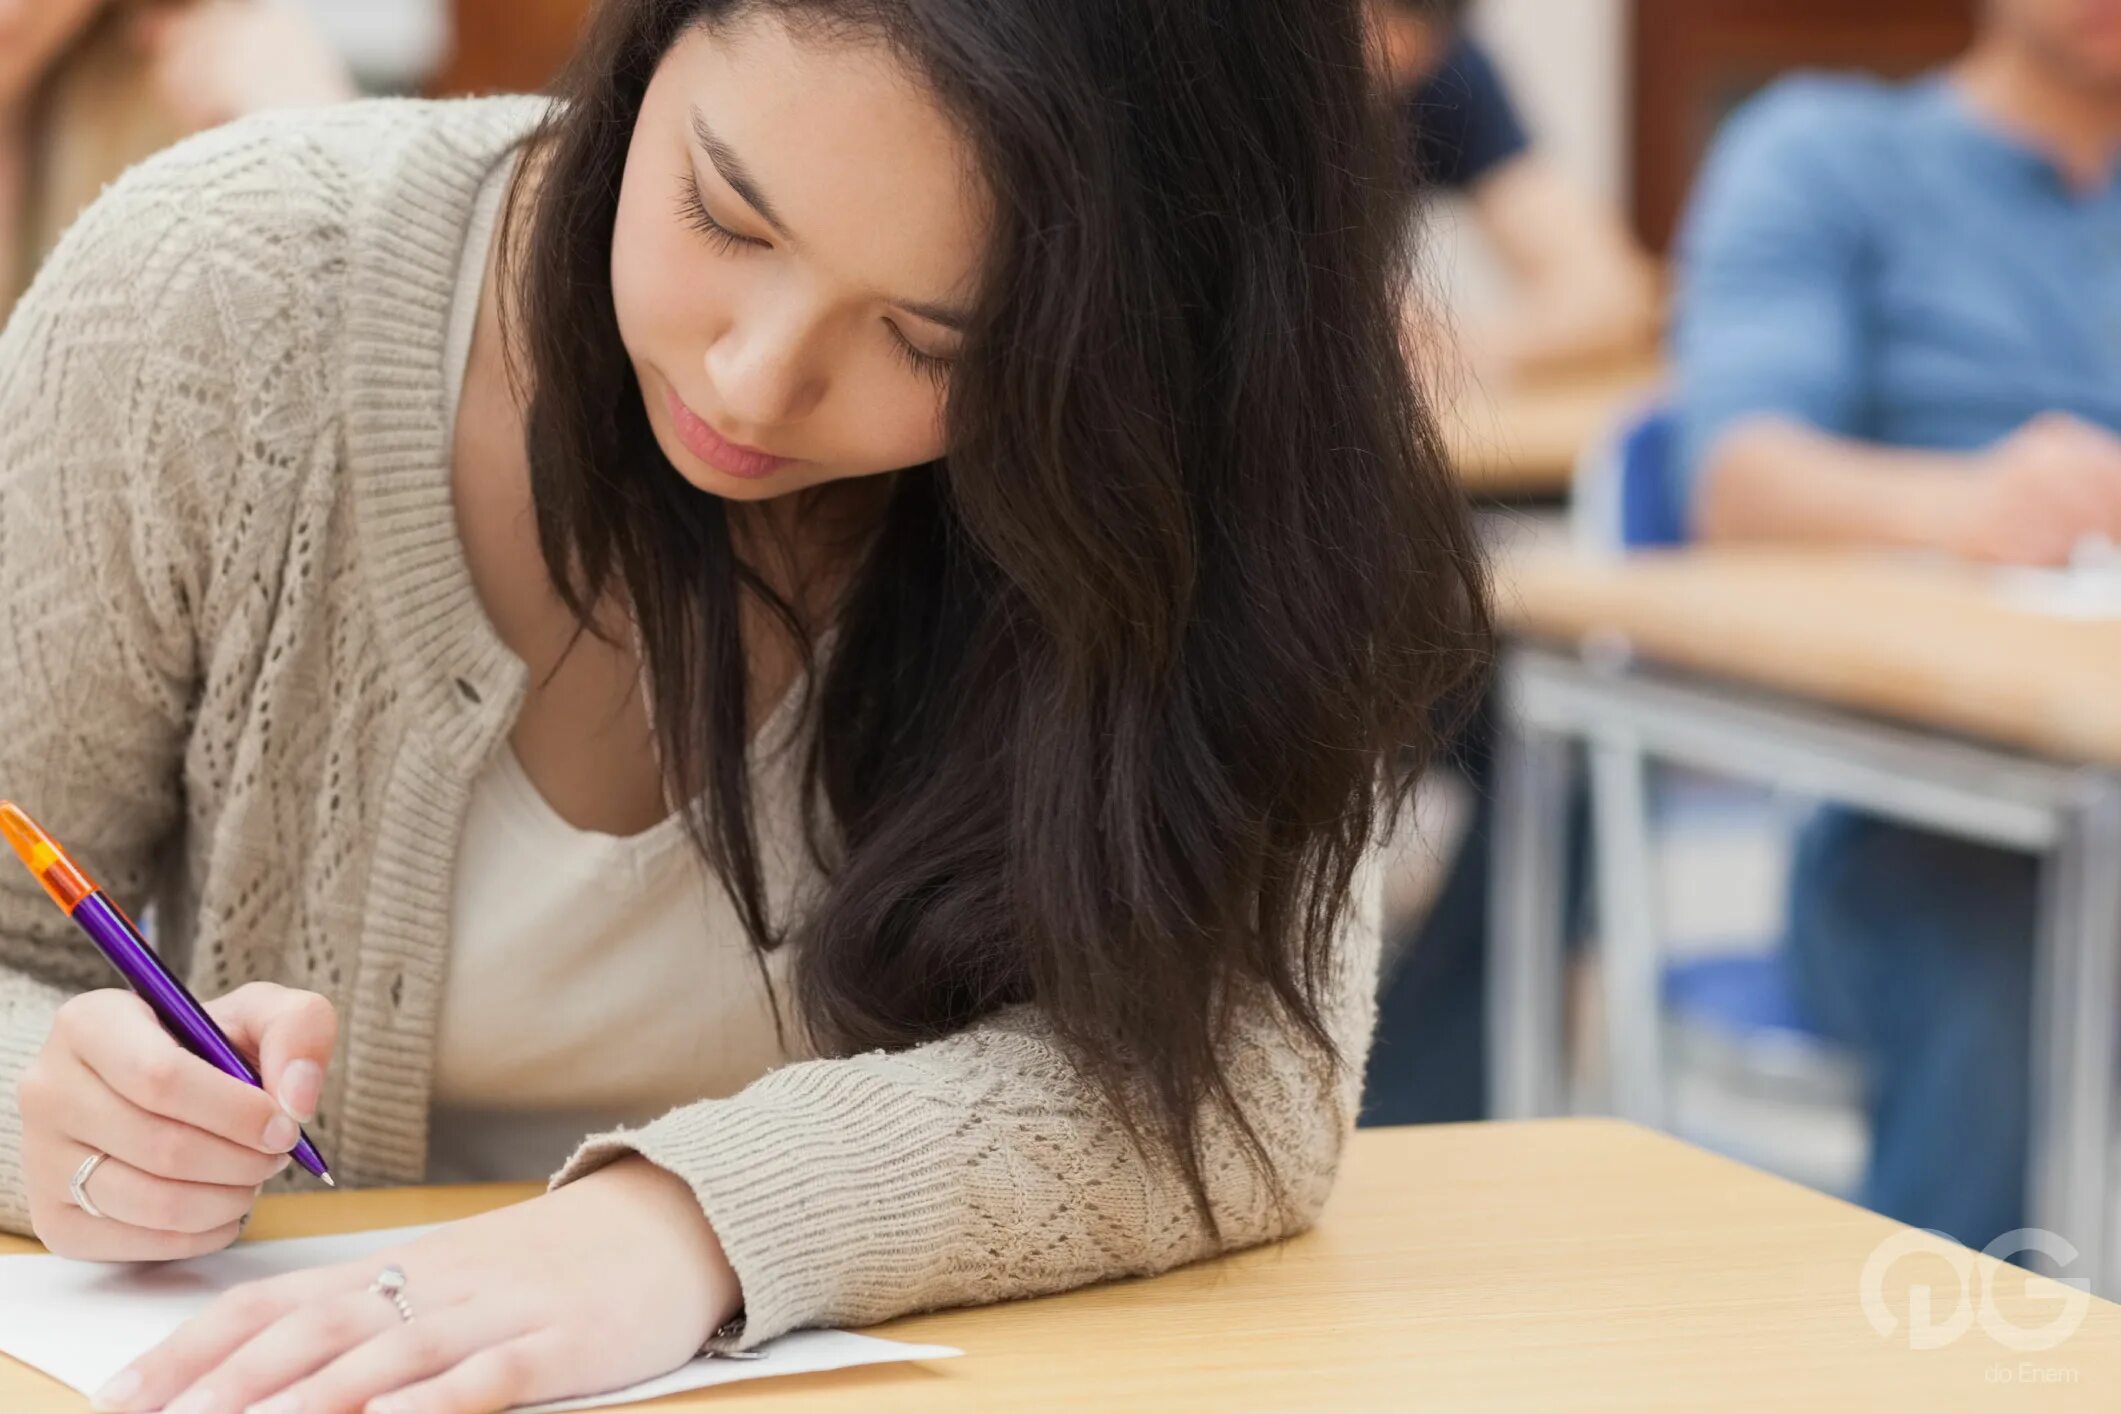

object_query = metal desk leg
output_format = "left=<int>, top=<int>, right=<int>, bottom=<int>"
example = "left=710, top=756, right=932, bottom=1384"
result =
left=1591, top=734, right=1664, bottom=1129
left=2030, top=774, right=2121, bottom=1289
left=1491, top=699, right=1574, bottom=1119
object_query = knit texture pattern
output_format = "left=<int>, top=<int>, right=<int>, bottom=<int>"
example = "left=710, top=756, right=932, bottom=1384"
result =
left=0, top=97, right=1384, bottom=1349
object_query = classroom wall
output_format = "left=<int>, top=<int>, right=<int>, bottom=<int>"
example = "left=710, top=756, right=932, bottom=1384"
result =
left=1475, top=0, right=1628, bottom=203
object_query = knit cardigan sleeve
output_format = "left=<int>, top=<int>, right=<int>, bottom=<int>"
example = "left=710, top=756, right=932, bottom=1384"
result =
left=0, top=154, right=239, bottom=1234
left=548, top=845, right=1386, bottom=1350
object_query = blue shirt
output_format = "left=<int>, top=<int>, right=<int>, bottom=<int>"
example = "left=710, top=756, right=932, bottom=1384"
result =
left=1398, top=39, right=1531, bottom=192
left=1671, top=73, right=2121, bottom=519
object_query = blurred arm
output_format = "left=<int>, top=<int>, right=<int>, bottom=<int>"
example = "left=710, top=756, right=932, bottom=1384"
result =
left=1692, top=416, right=1969, bottom=548
left=1672, top=82, right=1907, bottom=544
left=1468, top=152, right=1663, bottom=376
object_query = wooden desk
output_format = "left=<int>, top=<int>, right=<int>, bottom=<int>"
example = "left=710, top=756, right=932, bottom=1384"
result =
left=1443, top=357, right=1664, bottom=497
left=8, top=1119, right=2119, bottom=1410
left=1490, top=545, right=2121, bottom=1310
left=1501, top=547, right=2121, bottom=766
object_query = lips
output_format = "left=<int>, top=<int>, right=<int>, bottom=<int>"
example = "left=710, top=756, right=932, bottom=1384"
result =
left=662, top=384, right=793, bottom=480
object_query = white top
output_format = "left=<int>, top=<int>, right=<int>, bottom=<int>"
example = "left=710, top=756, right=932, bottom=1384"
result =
left=296, top=0, right=450, bottom=89
left=423, top=154, right=807, bottom=1183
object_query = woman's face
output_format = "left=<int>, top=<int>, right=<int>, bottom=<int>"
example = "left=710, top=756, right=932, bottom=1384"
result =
left=0, top=0, right=107, bottom=113
left=611, top=13, right=989, bottom=504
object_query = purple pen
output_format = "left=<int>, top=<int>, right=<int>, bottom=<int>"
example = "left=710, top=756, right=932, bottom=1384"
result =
left=0, top=800, right=333, bottom=1185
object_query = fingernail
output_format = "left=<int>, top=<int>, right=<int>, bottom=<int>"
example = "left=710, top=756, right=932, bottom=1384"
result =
left=280, top=1060, right=322, bottom=1122
left=273, top=1153, right=294, bottom=1175
left=262, top=1113, right=299, bottom=1152
left=89, top=1368, right=141, bottom=1412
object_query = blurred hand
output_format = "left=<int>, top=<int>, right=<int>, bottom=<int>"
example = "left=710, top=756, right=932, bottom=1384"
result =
left=130, top=0, right=356, bottom=134
left=1935, top=412, right=2121, bottom=566
left=15, top=980, right=335, bottom=1260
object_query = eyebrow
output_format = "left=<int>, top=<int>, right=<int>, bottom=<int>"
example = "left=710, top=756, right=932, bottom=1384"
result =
left=689, top=105, right=973, bottom=333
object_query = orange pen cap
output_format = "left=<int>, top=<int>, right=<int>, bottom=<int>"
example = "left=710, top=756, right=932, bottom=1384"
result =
left=0, top=801, right=100, bottom=913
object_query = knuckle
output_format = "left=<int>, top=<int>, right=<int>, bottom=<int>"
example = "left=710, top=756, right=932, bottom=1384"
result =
left=481, top=1341, right=538, bottom=1389
left=288, top=992, right=339, bottom=1046
left=139, top=1184, right=191, bottom=1234
left=309, top=1301, right=367, bottom=1343
left=143, top=1124, right=196, bottom=1178
left=224, top=1280, right=282, bottom=1323
left=396, top=1323, right=449, bottom=1365
left=137, top=1050, right=187, bottom=1108
left=52, top=994, right=95, bottom=1041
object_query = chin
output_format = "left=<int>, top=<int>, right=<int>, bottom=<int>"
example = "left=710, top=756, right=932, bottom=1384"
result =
left=664, top=449, right=806, bottom=501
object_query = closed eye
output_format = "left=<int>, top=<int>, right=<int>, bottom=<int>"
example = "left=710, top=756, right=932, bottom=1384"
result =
left=680, top=168, right=954, bottom=389
left=886, top=321, right=954, bottom=388
left=677, top=169, right=768, bottom=252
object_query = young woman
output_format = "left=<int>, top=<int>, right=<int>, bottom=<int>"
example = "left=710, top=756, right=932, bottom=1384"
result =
left=0, top=1, right=1486, bottom=1410
left=1, top=0, right=354, bottom=323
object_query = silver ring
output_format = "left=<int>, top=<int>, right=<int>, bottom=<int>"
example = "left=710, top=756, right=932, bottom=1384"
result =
left=69, top=1151, right=109, bottom=1220
left=369, top=1264, right=415, bottom=1323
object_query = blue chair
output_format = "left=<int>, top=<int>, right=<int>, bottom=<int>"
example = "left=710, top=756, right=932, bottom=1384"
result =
left=1570, top=400, right=1686, bottom=552
left=1568, top=403, right=1847, bottom=1129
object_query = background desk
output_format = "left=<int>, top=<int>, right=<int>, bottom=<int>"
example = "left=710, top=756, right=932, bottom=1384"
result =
left=1443, top=356, right=1663, bottom=497
left=1492, top=546, right=2121, bottom=1301
left=8, top=1119, right=2121, bottom=1410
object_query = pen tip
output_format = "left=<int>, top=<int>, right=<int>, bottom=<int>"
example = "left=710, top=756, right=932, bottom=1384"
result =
left=321, top=1172, right=336, bottom=1187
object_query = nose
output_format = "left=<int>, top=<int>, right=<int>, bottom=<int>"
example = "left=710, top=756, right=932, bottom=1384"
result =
left=703, top=308, right=826, bottom=433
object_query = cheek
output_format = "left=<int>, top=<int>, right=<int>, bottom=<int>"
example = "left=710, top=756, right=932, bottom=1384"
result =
left=609, top=177, right=700, bottom=366
left=836, top=377, right=949, bottom=473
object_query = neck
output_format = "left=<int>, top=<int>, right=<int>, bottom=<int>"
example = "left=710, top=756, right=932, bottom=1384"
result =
left=1956, top=35, right=2121, bottom=191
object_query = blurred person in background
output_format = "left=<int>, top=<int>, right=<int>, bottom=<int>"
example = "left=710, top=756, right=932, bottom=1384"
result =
left=1366, top=0, right=1660, bottom=383
left=1673, top=0, right=2121, bottom=1255
left=1357, top=0, right=1636, bottom=1133
left=1, top=0, right=356, bottom=323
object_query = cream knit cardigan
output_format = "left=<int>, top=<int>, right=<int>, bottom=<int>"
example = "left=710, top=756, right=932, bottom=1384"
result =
left=0, top=97, right=1384, bottom=1351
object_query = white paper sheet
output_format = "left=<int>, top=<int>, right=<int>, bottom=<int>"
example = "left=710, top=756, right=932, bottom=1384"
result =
left=1992, top=564, right=2121, bottom=619
left=0, top=1224, right=961, bottom=1411
left=1991, top=533, right=2121, bottom=620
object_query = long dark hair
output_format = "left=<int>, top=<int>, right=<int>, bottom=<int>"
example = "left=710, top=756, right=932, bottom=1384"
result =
left=499, top=0, right=1488, bottom=1237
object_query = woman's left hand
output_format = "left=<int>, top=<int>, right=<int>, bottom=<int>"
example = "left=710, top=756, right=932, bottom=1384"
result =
left=91, top=1155, right=743, bottom=1414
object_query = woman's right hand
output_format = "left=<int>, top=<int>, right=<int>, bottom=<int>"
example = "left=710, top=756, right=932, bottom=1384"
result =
left=15, top=980, right=335, bottom=1260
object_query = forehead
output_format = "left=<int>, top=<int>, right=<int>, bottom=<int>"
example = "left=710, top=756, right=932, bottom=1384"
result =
left=663, top=16, right=991, bottom=311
